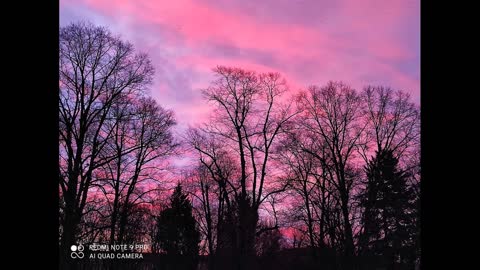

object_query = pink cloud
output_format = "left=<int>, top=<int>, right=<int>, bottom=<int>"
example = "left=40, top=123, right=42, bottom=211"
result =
left=61, top=0, right=420, bottom=128
left=82, top=0, right=330, bottom=59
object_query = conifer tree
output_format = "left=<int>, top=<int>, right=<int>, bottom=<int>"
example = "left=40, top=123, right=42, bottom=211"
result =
left=359, top=149, right=416, bottom=268
left=156, top=183, right=200, bottom=268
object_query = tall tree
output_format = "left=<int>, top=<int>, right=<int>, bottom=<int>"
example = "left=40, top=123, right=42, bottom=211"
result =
left=297, top=82, right=365, bottom=265
left=276, top=130, right=318, bottom=254
left=59, top=21, right=154, bottom=268
left=197, top=66, right=297, bottom=269
left=187, top=164, right=216, bottom=258
left=360, top=86, right=420, bottom=268
left=155, top=184, right=200, bottom=257
left=99, top=96, right=177, bottom=245
left=186, top=128, right=241, bottom=268
left=358, top=149, right=416, bottom=269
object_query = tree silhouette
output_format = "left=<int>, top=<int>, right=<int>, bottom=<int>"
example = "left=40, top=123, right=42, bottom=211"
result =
left=99, top=96, right=177, bottom=246
left=155, top=183, right=200, bottom=269
left=358, top=149, right=417, bottom=269
left=186, top=128, right=240, bottom=261
left=276, top=130, right=320, bottom=256
left=296, top=82, right=365, bottom=268
left=194, top=66, right=298, bottom=269
left=59, top=21, right=154, bottom=270
left=255, top=220, right=285, bottom=257
left=361, top=86, right=420, bottom=160
left=57, top=29, right=422, bottom=269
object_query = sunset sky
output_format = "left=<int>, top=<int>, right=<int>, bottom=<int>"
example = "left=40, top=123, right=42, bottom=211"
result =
left=60, top=0, right=420, bottom=130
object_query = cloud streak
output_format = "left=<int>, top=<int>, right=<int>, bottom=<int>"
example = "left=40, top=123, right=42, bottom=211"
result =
left=60, top=0, right=420, bottom=127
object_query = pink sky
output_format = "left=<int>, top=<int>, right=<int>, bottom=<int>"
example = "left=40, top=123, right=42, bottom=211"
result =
left=60, top=0, right=420, bottom=130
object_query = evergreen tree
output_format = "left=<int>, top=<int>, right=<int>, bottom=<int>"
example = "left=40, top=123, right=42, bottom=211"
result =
left=359, top=149, right=417, bottom=269
left=155, top=183, right=200, bottom=267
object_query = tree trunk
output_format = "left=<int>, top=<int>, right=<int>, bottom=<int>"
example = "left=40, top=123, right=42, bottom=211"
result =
left=237, top=198, right=258, bottom=270
left=339, top=185, right=355, bottom=270
left=109, top=194, right=119, bottom=245
left=303, top=185, right=317, bottom=259
left=60, top=209, right=79, bottom=270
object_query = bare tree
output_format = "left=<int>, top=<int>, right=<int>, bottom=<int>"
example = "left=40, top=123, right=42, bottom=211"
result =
left=297, top=82, right=366, bottom=264
left=190, top=66, right=298, bottom=268
left=357, top=86, right=420, bottom=268
left=278, top=125, right=355, bottom=261
left=361, top=86, right=420, bottom=162
left=186, top=128, right=240, bottom=264
left=276, top=131, right=318, bottom=253
left=184, top=163, right=217, bottom=258
left=97, top=96, right=176, bottom=245
left=59, top=21, right=154, bottom=268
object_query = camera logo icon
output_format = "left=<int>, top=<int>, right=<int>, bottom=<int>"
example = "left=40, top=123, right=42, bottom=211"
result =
left=70, top=244, right=85, bottom=259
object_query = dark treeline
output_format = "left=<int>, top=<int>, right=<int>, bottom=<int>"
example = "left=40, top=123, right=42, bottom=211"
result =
left=59, top=22, right=420, bottom=270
